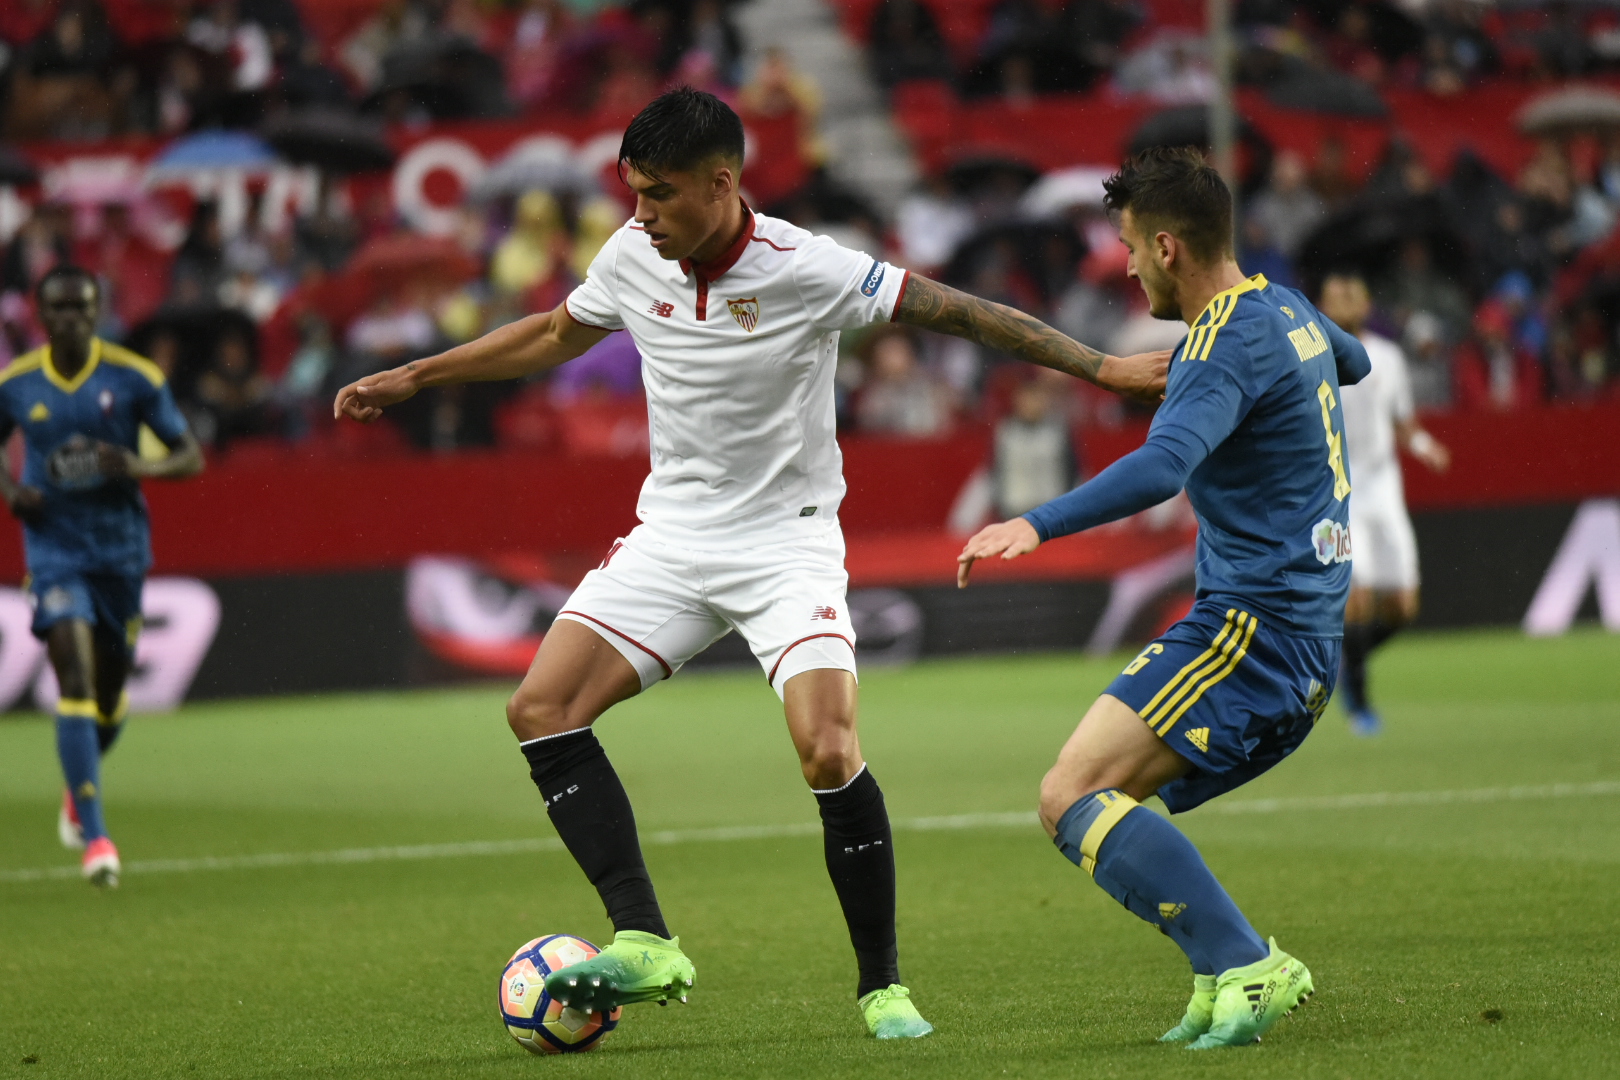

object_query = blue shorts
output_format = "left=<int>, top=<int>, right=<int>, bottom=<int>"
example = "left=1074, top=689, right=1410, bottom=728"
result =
left=28, top=571, right=145, bottom=661
left=1105, top=599, right=1339, bottom=814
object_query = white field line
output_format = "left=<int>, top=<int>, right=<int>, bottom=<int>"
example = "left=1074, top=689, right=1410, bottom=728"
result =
left=4, top=780, right=1617, bottom=886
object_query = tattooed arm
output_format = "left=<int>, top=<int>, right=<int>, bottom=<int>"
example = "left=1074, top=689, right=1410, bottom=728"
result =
left=894, top=275, right=1167, bottom=402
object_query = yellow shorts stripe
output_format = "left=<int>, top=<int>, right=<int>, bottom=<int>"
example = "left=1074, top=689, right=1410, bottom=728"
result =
left=1154, top=614, right=1261, bottom=736
left=1145, top=611, right=1252, bottom=734
left=1138, top=610, right=1239, bottom=721
left=56, top=698, right=98, bottom=719
left=1077, top=790, right=1139, bottom=876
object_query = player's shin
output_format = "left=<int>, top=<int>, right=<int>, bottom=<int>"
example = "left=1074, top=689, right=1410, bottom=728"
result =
left=96, top=691, right=129, bottom=756
left=520, top=728, right=670, bottom=939
left=55, top=699, right=108, bottom=843
left=1053, top=789, right=1266, bottom=975
left=814, top=765, right=900, bottom=998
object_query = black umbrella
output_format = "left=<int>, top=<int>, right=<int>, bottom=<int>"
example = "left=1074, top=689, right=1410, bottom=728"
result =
left=943, top=154, right=1043, bottom=198
left=1263, top=68, right=1387, bottom=118
left=0, top=144, right=39, bottom=187
left=262, top=109, right=396, bottom=173
left=1294, top=193, right=1470, bottom=289
left=1128, top=106, right=1272, bottom=194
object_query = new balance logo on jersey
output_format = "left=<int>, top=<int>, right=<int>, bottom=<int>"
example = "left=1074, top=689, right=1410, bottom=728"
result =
left=1185, top=727, right=1210, bottom=752
left=811, top=606, right=838, bottom=621
left=648, top=300, right=675, bottom=318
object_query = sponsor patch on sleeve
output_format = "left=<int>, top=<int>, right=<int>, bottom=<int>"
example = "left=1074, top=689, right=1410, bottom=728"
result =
left=1311, top=519, right=1352, bottom=565
left=860, top=260, right=886, bottom=297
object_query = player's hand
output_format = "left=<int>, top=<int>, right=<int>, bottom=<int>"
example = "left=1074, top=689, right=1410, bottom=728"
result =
left=1412, top=436, right=1450, bottom=473
left=334, top=364, right=422, bottom=423
left=1097, top=349, right=1170, bottom=404
left=957, top=517, right=1041, bottom=588
left=6, top=486, right=43, bottom=525
left=95, top=441, right=138, bottom=480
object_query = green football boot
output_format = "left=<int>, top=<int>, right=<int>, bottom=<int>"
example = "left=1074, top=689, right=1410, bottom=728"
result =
left=858, top=984, right=934, bottom=1039
left=543, top=930, right=695, bottom=1014
left=1158, top=973, right=1217, bottom=1042
left=1187, top=938, right=1313, bottom=1050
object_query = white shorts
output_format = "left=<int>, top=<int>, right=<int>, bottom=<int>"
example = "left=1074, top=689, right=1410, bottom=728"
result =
left=554, top=526, right=857, bottom=699
left=1349, top=472, right=1420, bottom=591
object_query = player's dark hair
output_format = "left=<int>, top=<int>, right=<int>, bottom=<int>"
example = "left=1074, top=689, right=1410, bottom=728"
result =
left=35, top=264, right=99, bottom=303
left=619, top=86, right=745, bottom=182
left=1102, top=147, right=1233, bottom=264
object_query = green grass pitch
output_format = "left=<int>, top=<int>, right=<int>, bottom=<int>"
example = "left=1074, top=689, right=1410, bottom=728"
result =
left=2, top=628, right=1618, bottom=1078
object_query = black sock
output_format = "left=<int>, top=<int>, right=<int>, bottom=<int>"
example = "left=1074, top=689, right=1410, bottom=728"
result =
left=521, top=728, right=669, bottom=939
left=1340, top=622, right=1372, bottom=712
left=1367, top=618, right=1401, bottom=651
left=96, top=721, right=124, bottom=756
left=814, top=766, right=900, bottom=999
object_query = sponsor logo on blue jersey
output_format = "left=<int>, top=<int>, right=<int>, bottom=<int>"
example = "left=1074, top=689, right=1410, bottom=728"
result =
left=860, top=260, right=886, bottom=297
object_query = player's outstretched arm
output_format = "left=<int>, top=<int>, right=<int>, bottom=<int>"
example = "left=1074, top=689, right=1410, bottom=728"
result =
left=894, top=275, right=1168, bottom=403
left=334, top=303, right=609, bottom=422
left=0, top=445, right=42, bottom=524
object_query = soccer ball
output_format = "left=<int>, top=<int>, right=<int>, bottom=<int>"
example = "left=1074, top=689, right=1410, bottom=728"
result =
left=498, top=934, right=621, bottom=1054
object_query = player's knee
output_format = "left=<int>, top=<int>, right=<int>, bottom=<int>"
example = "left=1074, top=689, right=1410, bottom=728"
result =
left=797, top=732, right=859, bottom=789
left=505, top=689, right=580, bottom=741
left=1038, top=767, right=1086, bottom=834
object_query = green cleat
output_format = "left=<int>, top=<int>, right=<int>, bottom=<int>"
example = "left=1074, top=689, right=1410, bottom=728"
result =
left=543, top=930, right=695, bottom=1014
left=1187, top=938, right=1313, bottom=1050
left=1158, top=973, right=1217, bottom=1042
left=859, top=984, right=934, bottom=1039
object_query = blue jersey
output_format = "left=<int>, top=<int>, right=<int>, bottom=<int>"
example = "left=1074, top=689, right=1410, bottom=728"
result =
left=1025, top=274, right=1370, bottom=637
left=0, top=339, right=190, bottom=577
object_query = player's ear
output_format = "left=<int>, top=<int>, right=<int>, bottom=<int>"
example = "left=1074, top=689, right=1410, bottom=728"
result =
left=1155, top=230, right=1178, bottom=271
left=710, top=161, right=737, bottom=202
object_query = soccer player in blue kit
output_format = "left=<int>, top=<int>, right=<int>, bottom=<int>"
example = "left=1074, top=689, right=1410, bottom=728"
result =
left=0, top=267, right=203, bottom=886
left=959, top=148, right=1370, bottom=1049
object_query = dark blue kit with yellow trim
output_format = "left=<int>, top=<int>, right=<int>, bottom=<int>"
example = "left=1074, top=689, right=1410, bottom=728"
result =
left=0, top=338, right=189, bottom=644
left=1108, top=600, right=1339, bottom=813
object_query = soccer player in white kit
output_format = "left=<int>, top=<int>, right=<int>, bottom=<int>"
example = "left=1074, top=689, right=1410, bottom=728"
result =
left=335, top=89, right=1167, bottom=1038
left=1317, top=272, right=1450, bottom=736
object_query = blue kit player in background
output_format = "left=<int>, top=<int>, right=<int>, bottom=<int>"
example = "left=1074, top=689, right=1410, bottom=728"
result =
left=958, top=149, right=1370, bottom=1049
left=0, top=266, right=203, bottom=887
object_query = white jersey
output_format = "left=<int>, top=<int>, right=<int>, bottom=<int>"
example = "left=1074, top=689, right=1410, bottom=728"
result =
left=1339, top=330, right=1413, bottom=495
left=565, top=209, right=908, bottom=549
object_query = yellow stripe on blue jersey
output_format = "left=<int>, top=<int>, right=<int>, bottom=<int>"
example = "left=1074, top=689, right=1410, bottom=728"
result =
left=0, top=350, right=45, bottom=388
left=1181, top=274, right=1267, bottom=363
left=100, top=341, right=167, bottom=387
left=41, top=339, right=102, bottom=394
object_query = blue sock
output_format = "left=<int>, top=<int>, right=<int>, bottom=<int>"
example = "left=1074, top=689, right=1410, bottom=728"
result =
left=1054, top=789, right=1267, bottom=975
left=55, top=701, right=107, bottom=843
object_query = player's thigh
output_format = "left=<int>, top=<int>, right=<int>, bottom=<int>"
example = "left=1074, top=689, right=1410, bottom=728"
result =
left=781, top=667, right=861, bottom=788
left=709, top=538, right=857, bottom=701
left=86, top=574, right=141, bottom=708
left=507, top=619, right=643, bottom=740
left=30, top=576, right=98, bottom=699
left=1040, top=694, right=1190, bottom=833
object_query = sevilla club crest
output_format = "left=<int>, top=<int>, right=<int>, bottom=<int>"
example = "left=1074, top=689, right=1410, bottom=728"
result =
left=726, top=297, right=759, bottom=332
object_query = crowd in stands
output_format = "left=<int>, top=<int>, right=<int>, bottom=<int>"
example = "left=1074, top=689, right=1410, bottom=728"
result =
left=1, top=0, right=1618, bottom=476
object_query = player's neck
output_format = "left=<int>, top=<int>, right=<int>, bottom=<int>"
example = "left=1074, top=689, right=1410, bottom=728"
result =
left=49, top=338, right=93, bottom=378
left=1177, top=259, right=1252, bottom=325
left=687, top=197, right=747, bottom=268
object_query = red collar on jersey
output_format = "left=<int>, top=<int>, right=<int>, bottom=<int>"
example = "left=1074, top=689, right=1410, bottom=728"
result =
left=680, top=201, right=755, bottom=281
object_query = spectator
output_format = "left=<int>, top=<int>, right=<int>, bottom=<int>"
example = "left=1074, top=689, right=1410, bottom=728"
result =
left=738, top=48, right=824, bottom=208
left=1402, top=309, right=1452, bottom=410
left=1308, top=136, right=1360, bottom=211
left=895, top=174, right=975, bottom=274
left=194, top=326, right=280, bottom=446
left=187, top=0, right=275, bottom=93
left=1057, top=0, right=1141, bottom=77
left=505, top=0, right=571, bottom=109
left=866, top=0, right=953, bottom=91
left=2, top=201, right=71, bottom=297
left=170, top=201, right=227, bottom=309
left=853, top=325, right=954, bottom=436
left=1112, top=32, right=1215, bottom=105
left=993, top=371, right=1078, bottom=518
left=490, top=190, right=564, bottom=297
left=73, top=202, right=169, bottom=331
left=1453, top=300, right=1544, bottom=411
left=5, top=0, right=117, bottom=140
left=1375, top=238, right=1472, bottom=346
left=1238, top=215, right=1294, bottom=289
left=1246, top=150, right=1325, bottom=261
left=684, top=0, right=743, bottom=87
left=276, top=37, right=353, bottom=110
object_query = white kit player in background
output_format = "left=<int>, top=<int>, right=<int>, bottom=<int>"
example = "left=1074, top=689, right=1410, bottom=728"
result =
left=1318, top=272, right=1450, bottom=737
left=334, top=88, right=1168, bottom=1038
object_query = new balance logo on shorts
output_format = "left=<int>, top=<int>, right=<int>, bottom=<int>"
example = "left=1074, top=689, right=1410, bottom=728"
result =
left=648, top=300, right=675, bottom=318
left=811, top=606, right=838, bottom=621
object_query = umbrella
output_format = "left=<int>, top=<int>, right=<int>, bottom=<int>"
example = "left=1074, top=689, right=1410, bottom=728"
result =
left=1294, top=194, right=1470, bottom=289
left=943, top=153, right=1043, bottom=197
left=1517, top=85, right=1620, bottom=136
left=1019, top=165, right=1114, bottom=219
left=472, top=138, right=598, bottom=200
left=0, top=144, right=39, bottom=187
left=1128, top=105, right=1264, bottom=155
left=263, top=109, right=396, bottom=173
left=147, top=131, right=281, bottom=176
left=1263, top=68, right=1386, bottom=118
left=347, top=233, right=479, bottom=284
